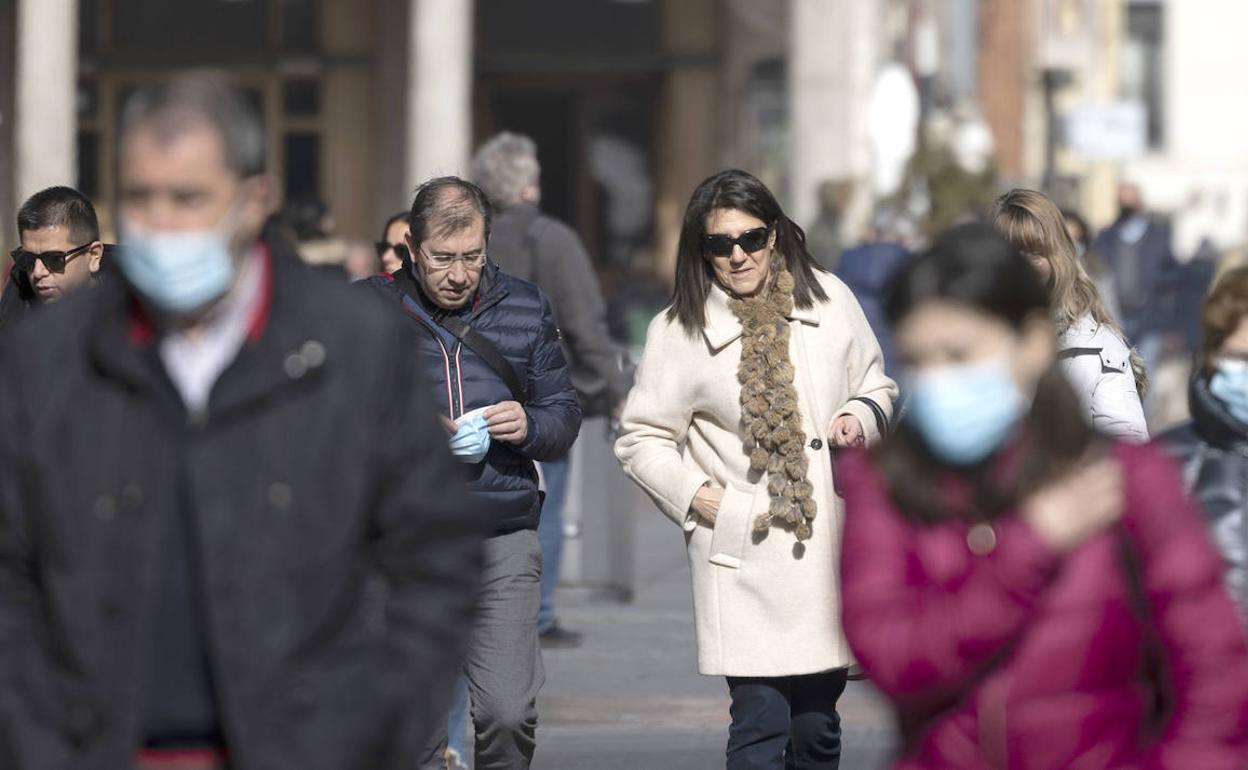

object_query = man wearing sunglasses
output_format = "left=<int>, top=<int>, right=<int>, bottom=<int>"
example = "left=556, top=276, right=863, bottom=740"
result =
left=0, top=185, right=105, bottom=330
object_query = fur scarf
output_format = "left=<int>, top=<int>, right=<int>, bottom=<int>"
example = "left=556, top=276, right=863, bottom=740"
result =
left=730, top=267, right=817, bottom=541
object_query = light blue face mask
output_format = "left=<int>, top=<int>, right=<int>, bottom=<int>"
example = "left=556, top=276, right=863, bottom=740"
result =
left=117, top=215, right=238, bottom=315
left=906, top=358, right=1026, bottom=466
left=1210, top=359, right=1248, bottom=425
left=449, top=411, right=492, bottom=464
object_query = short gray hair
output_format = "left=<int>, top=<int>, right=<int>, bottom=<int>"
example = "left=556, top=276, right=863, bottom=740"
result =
left=119, top=70, right=265, bottom=178
left=469, top=132, right=540, bottom=209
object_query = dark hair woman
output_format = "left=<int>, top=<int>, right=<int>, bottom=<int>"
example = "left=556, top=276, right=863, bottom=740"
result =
left=1161, top=266, right=1248, bottom=618
left=615, top=169, right=898, bottom=769
left=837, top=223, right=1248, bottom=769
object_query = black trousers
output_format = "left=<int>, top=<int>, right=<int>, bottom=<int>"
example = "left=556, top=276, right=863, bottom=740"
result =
left=725, top=669, right=849, bottom=770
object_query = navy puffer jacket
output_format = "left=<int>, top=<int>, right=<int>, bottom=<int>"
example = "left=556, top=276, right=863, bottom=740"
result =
left=364, top=262, right=582, bottom=534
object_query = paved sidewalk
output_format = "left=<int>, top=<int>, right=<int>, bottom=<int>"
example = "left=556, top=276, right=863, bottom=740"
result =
left=533, top=490, right=899, bottom=769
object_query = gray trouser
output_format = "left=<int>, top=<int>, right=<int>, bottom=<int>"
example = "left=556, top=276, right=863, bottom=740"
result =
left=423, top=529, right=545, bottom=770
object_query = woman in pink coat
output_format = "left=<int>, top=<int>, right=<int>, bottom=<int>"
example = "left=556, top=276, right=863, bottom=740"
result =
left=839, top=223, right=1248, bottom=769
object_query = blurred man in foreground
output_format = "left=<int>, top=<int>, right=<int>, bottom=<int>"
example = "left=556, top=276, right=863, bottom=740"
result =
left=0, top=71, right=481, bottom=770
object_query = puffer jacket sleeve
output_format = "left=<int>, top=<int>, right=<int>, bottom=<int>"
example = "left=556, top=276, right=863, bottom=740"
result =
left=1118, top=443, right=1248, bottom=769
left=515, top=293, right=582, bottom=462
left=614, top=313, right=712, bottom=530
left=827, top=279, right=899, bottom=443
left=839, top=449, right=1062, bottom=713
left=1059, top=324, right=1149, bottom=443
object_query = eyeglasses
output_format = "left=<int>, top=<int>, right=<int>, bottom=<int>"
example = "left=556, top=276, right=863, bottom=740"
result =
left=375, top=240, right=411, bottom=262
left=10, top=242, right=94, bottom=274
left=418, top=247, right=487, bottom=271
left=702, top=227, right=771, bottom=259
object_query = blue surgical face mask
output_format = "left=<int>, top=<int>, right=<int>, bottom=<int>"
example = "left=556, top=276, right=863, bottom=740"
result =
left=117, top=209, right=239, bottom=315
left=906, top=358, right=1026, bottom=466
left=449, top=411, right=491, bottom=464
left=1210, top=360, right=1248, bottom=425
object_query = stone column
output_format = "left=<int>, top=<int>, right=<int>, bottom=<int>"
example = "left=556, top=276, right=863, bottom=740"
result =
left=405, top=0, right=473, bottom=192
left=788, top=0, right=878, bottom=233
left=15, top=0, right=77, bottom=202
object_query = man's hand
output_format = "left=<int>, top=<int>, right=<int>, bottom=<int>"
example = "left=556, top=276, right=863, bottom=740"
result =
left=829, top=415, right=865, bottom=448
left=440, top=415, right=458, bottom=436
left=484, top=401, right=528, bottom=444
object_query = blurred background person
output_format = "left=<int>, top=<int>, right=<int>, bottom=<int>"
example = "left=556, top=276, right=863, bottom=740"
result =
left=839, top=223, right=1248, bottom=769
left=471, top=130, right=632, bottom=648
left=0, top=71, right=482, bottom=770
left=1161, top=266, right=1248, bottom=618
left=805, top=178, right=854, bottom=272
left=0, top=185, right=106, bottom=331
left=376, top=210, right=410, bottom=275
left=1092, top=182, right=1179, bottom=380
left=615, top=169, right=896, bottom=770
left=992, top=189, right=1149, bottom=442
left=343, top=239, right=381, bottom=281
left=281, top=193, right=352, bottom=269
left=835, top=205, right=917, bottom=379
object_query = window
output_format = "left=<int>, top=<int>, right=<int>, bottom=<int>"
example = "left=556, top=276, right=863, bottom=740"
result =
left=1121, top=2, right=1165, bottom=149
left=283, top=133, right=321, bottom=200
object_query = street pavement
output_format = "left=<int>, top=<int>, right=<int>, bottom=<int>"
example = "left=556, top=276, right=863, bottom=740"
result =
left=532, top=489, right=900, bottom=769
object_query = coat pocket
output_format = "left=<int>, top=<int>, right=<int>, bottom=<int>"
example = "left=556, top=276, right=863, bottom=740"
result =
left=709, top=485, right=757, bottom=569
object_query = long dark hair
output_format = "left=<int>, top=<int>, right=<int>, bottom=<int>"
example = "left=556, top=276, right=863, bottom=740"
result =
left=878, top=223, right=1095, bottom=523
left=666, top=169, right=828, bottom=334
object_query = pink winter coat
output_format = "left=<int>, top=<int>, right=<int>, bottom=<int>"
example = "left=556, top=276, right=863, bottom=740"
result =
left=839, top=442, right=1248, bottom=769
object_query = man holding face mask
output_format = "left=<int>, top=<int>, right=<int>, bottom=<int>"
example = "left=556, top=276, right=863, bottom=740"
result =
left=363, top=176, right=581, bottom=770
left=0, top=185, right=107, bottom=332
left=0, top=72, right=482, bottom=770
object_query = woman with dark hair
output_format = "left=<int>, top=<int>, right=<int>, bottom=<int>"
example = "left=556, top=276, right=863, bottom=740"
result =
left=615, top=169, right=897, bottom=769
left=838, top=223, right=1248, bottom=769
left=1161, top=266, right=1248, bottom=618
left=376, top=210, right=410, bottom=274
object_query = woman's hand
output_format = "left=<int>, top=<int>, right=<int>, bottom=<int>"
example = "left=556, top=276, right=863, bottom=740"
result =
left=829, top=415, right=865, bottom=448
left=1022, top=455, right=1124, bottom=552
left=691, top=485, right=724, bottom=525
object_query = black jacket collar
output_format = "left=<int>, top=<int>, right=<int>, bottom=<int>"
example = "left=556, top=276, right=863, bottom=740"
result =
left=88, top=237, right=330, bottom=426
left=1190, top=372, right=1248, bottom=451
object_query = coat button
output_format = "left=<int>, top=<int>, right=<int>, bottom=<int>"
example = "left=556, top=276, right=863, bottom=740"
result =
left=92, top=496, right=117, bottom=521
left=284, top=352, right=309, bottom=379
left=810, top=438, right=823, bottom=450
left=300, top=340, right=327, bottom=368
left=267, top=482, right=294, bottom=510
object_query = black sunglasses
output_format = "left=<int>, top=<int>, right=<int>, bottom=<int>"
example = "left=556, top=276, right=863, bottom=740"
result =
left=375, top=241, right=411, bottom=261
left=702, top=227, right=771, bottom=258
left=10, top=242, right=94, bottom=274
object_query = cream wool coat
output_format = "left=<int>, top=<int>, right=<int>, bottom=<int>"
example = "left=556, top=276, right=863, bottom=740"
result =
left=615, top=272, right=897, bottom=677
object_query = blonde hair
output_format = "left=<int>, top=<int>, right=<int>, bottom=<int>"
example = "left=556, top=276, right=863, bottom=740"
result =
left=990, top=188, right=1148, bottom=396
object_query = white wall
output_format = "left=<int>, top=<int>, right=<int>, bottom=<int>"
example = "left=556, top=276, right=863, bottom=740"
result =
left=1130, top=0, right=1248, bottom=256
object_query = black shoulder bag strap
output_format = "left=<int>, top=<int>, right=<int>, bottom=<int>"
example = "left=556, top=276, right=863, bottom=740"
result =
left=850, top=396, right=888, bottom=435
left=390, top=267, right=527, bottom=403
left=436, top=314, right=527, bottom=404
left=1116, top=526, right=1173, bottom=739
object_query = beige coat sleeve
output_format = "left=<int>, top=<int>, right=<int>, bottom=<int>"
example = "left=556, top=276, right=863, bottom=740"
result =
left=614, top=314, right=712, bottom=530
left=828, top=281, right=899, bottom=444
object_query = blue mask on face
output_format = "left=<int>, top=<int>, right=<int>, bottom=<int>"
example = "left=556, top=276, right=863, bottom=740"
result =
left=117, top=220, right=237, bottom=315
left=449, top=411, right=492, bottom=464
left=906, top=358, right=1026, bottom=466
left=1210, top=360, right=1248, bottom=425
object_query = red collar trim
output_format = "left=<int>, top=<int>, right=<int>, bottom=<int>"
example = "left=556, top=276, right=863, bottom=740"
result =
left=246, top=243, right=274, bottom=342
left=126, top=244, right=274, bottom=346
